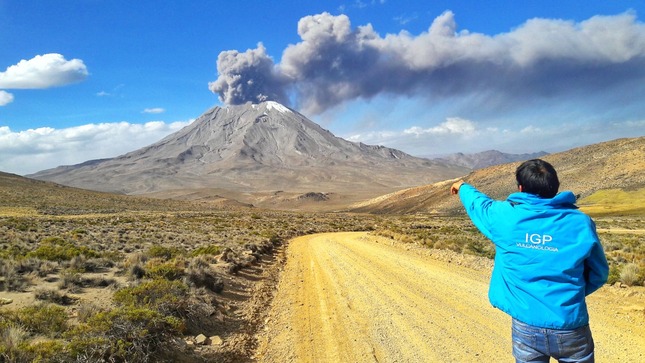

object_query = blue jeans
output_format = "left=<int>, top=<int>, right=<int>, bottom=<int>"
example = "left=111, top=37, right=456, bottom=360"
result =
left=512, top=319, right=595, bottom=363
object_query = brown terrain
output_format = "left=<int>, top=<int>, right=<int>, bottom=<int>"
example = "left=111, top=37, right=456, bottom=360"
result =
left=2, top=134, right=644, bottom=362
left=350, top=136, right=645, bottom=214
left=256, top=232, right=645, bottom=362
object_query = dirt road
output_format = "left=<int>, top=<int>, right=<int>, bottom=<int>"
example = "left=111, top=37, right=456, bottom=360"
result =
left=255, top=232, right=645, bottom=363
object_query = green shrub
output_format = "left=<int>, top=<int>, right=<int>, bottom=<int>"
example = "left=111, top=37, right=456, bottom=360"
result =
left=190, top=245, right=222, bottom=257
left=607, top=264, right=621, bottom=285
left=113, top=279, right=190, bottom=317
left=67, top=306, right=183, bottom=362
left=144, top=259, right=185, bottom=280
left=145, top=245, right=183, bottom=260
left=0, top=304, right=68, bottom=338
left=26, top=237, right=99, bottom=262
left=22, top=339, right=66, bottom=362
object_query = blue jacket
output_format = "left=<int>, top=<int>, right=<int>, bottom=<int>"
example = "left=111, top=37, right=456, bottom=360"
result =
left=458, top=184, right=608, bottom=329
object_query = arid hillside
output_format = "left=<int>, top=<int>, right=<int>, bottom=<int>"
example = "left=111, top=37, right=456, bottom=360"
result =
left=28, top=101, right=467, bottom=208
left=350, top=136, right=645, bottom=215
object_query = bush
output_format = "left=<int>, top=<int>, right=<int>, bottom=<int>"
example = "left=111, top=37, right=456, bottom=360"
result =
left=190, top=245, right=222, bottom=257
left=67, top=306, right=183, bottom=362
left=145, top=245, right=183, bottom=260
left=113, top=279, right=190, bottom=317
left=144, top=259, right=185, bottom=280
left=607, top=264, right=621, bottom=285
left=70, top=255, right=115, bottom=273
left=0, top=304, right=68, bottom=338
left=34, top=288, right=77, bottom=305
left=58, top=270, right=117, bottom=292
left=620, top=263, right=642, bottom=286
left=0, top=261, right=32, bottom=292
left=184, top=257, right=224, bottom=293
left=26, top=237, right=99, bottom=262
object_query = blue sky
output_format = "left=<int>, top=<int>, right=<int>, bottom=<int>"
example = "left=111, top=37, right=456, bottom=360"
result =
left=1, top=0, right=644, bottom=175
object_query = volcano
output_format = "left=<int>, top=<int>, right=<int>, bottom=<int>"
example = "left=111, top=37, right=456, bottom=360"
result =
left=29, top=101, right=467, bottom=207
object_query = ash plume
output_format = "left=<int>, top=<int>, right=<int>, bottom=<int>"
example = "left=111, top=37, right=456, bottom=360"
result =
left=208, top=43, right=288, bottom=105
left=210, top=11, right=645, bottom=114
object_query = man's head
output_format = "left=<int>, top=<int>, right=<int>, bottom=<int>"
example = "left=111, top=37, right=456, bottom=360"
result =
left=515, top=159, right=560, bottom=198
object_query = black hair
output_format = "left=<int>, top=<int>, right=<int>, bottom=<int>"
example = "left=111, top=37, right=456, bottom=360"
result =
left=515, top=159, right=560, bottom=198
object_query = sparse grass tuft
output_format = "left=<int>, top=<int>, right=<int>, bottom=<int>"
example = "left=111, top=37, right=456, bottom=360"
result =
left=34, top=288, right=78, bottom=305
left=619, top=263, right=643, bottom=286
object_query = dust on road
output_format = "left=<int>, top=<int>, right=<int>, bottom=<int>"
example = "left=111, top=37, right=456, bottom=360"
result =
left=255, top=232, right=645, bottom=362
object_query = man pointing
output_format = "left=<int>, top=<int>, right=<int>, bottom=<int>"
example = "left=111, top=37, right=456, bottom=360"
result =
left=451, top=159, right=608, bottom=363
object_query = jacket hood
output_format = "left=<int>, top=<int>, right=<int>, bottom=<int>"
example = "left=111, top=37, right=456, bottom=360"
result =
left=507, top=191, right=578, bottom=209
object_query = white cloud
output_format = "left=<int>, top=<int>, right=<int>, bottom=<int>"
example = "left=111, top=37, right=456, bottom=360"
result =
left=403, top=117, right=476, bottom=136
left=0, top=90, right=14, bottom=106
left=143, top=108, right=165, bottom=114
left=0, top=120, right=193, bottom=175
left=0, top=53, right=88, bottom=89
left=344, top=118, right=645, bottom=157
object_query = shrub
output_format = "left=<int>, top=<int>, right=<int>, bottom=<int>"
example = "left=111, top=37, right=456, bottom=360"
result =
left=70, top=255, right=114, bottom=273
left=113, top=279, right=190, bottom=317
left=58, top=270, right=117, bottom=292
left=1, top=304, right=68, bottom=338
left=190, top=245, right=222, bottom=257
left=34, top=288, right=77, bottom=305
left=620, top=263, right=641, bottom=286
left=77, top=302, right=103, bottom=323
left=145, top=245, right=183, bottom=260
left=21, top=340, right=66, bottom=362
left=67, top=306, right=183, bottom=362
left=144, top=259, right=185, bottom=280
left=184, top=257, right=224, bottom=293
left=607, top=264, right=621, bottom=285
left=0, top=323, right=28, bottom=351
left=0, top=261, right=32, bottom=292
left=26, top=237, right=99, bottom=262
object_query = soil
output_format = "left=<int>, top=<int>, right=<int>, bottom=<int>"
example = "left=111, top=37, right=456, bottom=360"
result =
left=254, top=232, right=645, bottom=362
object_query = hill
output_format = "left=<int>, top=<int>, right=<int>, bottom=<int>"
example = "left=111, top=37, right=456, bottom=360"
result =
left=350, top=136, right=645, bottom=215
left=431, top=150, right=549, bottom=169
left=29, top=101, right=467, bottom=209
left=0, top=171, right=240, bottom=215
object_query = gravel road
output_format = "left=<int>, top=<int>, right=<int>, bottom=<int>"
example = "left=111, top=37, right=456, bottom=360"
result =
left=255, top=232, right=645, bottom=362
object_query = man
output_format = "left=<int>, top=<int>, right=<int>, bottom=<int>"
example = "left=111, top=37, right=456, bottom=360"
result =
left=450, top=159, right=608, bottom=363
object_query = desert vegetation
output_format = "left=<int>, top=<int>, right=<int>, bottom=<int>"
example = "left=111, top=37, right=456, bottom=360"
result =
left=0, top=204, right=382, bottom=362
left=1, top=172, right=643, bottom=362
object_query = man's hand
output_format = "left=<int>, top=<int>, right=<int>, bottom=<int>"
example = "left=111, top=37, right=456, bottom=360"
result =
left=450, top=180, right=465, bottom=195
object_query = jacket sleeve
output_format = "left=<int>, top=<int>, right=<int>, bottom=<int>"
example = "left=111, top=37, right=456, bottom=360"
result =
left=458, top=184, right=496, bottom=241
left=584, top=226, right=609, bottom=295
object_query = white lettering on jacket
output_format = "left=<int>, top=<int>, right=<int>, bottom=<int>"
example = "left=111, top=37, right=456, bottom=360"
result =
left=517, top=233, right=559, bottom=252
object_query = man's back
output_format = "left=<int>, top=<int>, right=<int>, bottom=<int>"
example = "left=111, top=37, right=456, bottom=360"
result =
left=458, top=185, right=607, bottom=329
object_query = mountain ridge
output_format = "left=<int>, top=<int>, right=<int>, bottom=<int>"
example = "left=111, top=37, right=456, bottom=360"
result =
left=29, top=101, right=468, bottom=207
left=430, top=150, right=549, bottom=170
left=349, top=136, right=645, bottom=214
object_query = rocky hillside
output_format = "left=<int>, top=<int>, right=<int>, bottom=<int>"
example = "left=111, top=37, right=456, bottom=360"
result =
left=350, top=136, right=645, bottom=214
left=29, top=101, right=467, bottom=207
left=432, top=150, right=549, bottom=169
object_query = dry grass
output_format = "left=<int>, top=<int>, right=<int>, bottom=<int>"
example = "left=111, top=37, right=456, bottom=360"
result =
left=1, top=169, right=643, bottom=361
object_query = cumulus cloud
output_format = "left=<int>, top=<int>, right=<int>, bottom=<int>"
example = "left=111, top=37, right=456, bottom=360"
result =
left=210, top=11, right=645, bottom=115
left=346, top=117, right=645, bottom=157
left=0, top=90, right=14, bottom=106
left=208, top=43, right=289, bottom=105
left=143, top=107, right=165, bottom=114
left=403, top=118, right=476, bottom=136
left=0, top=53, right=88, bottom=89
left=0, top=120, right=192, bottom=175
